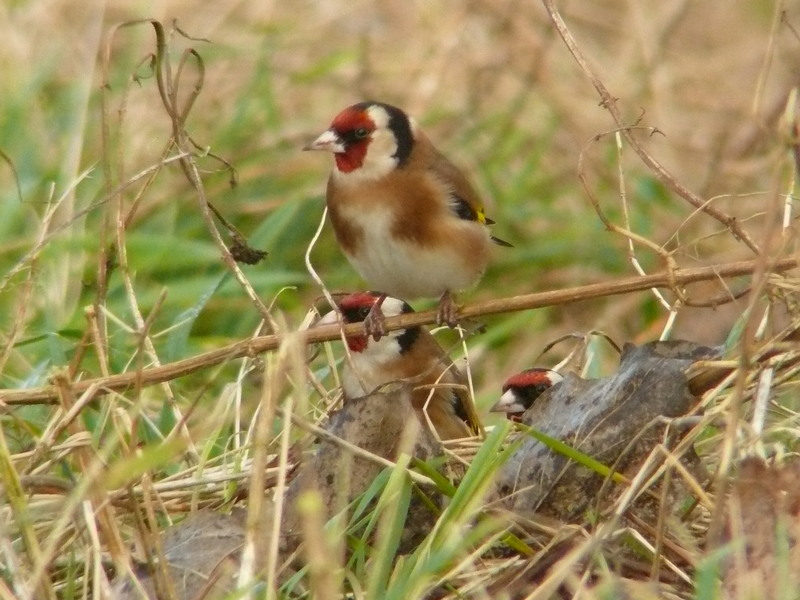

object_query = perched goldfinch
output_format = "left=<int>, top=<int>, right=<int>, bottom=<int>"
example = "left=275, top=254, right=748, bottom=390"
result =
left=317, top=291, right=481, bottom=441
left=305, top=101, right=510, bottom=333
left=491, top=368, right=564, bottom=421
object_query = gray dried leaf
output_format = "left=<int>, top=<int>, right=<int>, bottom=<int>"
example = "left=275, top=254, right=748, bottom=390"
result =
left=494, top=340, right=717, bottom=519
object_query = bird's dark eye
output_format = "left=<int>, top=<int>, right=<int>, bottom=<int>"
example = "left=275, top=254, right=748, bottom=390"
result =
left=354, top=127, right=369, bottom=139
left=358, top=307, right=371, bottom=321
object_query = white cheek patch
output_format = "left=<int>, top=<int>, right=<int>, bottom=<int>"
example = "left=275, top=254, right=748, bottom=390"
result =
left=342, top=335, right=404, bottom=398
left=332, top=132, right=398, bottom=184
left=365, top=128, right=399, bottom=171
left=366, top=104, right=391, bottom=129
left=379, top=296, right=408, bottom=318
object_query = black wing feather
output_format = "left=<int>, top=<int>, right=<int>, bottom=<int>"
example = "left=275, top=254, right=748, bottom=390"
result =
left=450, top=194, right=513, bottom=247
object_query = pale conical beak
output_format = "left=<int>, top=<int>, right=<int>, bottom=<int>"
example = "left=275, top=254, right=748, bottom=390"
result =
left=489, top=390, right=525, bottom=414
left=303, top=129, right=345, bottom=153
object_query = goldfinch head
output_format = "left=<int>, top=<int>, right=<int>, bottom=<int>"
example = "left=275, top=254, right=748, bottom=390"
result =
left=317, top=291, right=418, bottom=355
left=492, top=368, right=564, bottom=420
left=305, top=101, right=414, bottom=180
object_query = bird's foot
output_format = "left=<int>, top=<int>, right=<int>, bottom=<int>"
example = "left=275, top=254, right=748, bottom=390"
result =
left=436, top=291, right=459, bottom=327
left=364, top=294, right=388, bottom=340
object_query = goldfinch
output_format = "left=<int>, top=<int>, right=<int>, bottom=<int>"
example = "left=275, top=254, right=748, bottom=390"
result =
left=304, top=101, right=510, bottom=333
left=317, top=291, right=481, bottom=441
left=490, top=368, right=564, bottom=422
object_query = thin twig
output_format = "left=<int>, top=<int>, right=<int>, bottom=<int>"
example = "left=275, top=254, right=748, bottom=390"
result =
left=146, top=20, right=274, bottom=327
left=0, top=256, right=795, bottom=407
left=541, top=0, right=762, bottom=255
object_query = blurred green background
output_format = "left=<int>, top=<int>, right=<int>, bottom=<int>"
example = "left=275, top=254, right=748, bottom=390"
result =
left=0, top=0, right=793, bottom=415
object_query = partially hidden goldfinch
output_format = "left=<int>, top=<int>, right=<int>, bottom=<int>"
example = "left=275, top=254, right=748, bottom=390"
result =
left=317, top=291, right=482, bottom=441
left=490, top=367, right=564, bottom=422
left=305, top=101, right=510, bottom=334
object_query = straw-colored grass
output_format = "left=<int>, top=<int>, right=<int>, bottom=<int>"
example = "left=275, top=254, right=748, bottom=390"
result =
left=1, top=1, right=799, bottom=598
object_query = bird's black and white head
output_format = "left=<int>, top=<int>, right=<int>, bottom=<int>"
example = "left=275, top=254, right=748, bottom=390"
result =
left=318, top=291, right=419, bottom=357
left=317, top=292, right=423, bottom=399
left=491, top=368, right=564, bottom=421
left=304, top=101, right=415, bottom=181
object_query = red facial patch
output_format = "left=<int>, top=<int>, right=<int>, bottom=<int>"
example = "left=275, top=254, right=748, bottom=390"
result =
left=346, top=335, right=368, bottom=353
left=334, top=149, right=367, bottom=173
left=338, top=292, right=380, bottom=353
left=339, top=291, right=380, bottom=314
left=504, top=368, right=557, bottom=391
left=330, top=107, right=374, bottom=173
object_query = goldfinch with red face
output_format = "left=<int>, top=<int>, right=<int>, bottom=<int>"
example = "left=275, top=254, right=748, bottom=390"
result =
left=317, top=291, right=481, bottom=441
left=305, top=101, right=510, bottom=333
left=491, top=368, right=564, bottom=422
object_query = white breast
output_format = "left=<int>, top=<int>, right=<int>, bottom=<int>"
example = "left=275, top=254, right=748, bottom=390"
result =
left=337, top=203, right=487, bottom=300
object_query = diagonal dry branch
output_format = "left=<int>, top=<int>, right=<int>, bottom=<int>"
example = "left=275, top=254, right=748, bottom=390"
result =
left=0, top=256, right=795, bottom=407
left=541, top=0, right=762, bottom=256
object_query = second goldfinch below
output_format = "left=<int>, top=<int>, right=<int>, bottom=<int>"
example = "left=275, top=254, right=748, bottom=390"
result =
left=316, top=291, right=482, bottom=441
